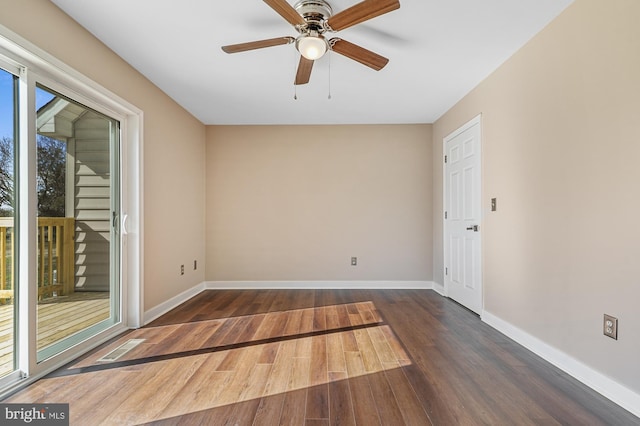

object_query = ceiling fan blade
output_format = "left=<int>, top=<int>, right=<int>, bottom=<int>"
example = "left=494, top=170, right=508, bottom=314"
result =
left=263, top=0, right=306, bottom=27
left=221, top=37, right=295, bottom=54
left=329, top=38, right=389, bottom=70
left=295, top=56, right=314, bottom=85
left=327, top=0, right=400, bottom=32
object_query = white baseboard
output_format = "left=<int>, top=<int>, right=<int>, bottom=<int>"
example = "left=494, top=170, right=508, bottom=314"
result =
left=432, top=281, right=445, bottom=296
left=205, top=281, right=434, bottom=290
left=482, top=310, right=640, bottom=419
left=143, top=282, right=206, bottom=325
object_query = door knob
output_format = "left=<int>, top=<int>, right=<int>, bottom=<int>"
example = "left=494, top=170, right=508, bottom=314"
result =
left=466, top=225, right=479, bottom=232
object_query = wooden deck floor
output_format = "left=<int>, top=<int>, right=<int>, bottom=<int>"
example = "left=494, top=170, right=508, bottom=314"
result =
left=3, top=289, right=640, bottom=425
left=0, top=292, right=110, bottom=377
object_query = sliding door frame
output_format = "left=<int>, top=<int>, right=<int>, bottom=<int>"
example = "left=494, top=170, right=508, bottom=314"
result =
left=0, top=25, right=143, bottom=397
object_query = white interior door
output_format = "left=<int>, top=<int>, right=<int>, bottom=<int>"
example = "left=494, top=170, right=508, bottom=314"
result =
left=444, top=115, right=482, bottom=314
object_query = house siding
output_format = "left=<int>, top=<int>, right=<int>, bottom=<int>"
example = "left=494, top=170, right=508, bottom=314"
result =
left=73, top=112, right=112, bottom=291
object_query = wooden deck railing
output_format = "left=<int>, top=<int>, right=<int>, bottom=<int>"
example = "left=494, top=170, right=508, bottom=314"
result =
left=0, top=217, right=75, bottom=301
left=0, top=218, right=14, bottom=300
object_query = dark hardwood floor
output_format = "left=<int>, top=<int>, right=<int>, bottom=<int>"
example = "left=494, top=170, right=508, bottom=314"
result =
left=4, top=289, right=639, bottom=425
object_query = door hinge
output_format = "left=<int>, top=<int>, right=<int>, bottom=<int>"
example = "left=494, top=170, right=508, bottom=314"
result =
left=445, top=267, right=448, bottom=276
left=444, top=211, right=448, bottom=219
left=444, top=155, right=447, bottom=164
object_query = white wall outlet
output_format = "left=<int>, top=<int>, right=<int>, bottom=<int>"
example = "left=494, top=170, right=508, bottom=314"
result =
left=603, top=314, right=618, bottom=340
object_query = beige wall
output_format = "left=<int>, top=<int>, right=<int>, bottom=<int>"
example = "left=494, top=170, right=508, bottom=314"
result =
left=0, top=0, right=207, bottom=310
left=433, top=0, right=640, bottom=392
left=206, top=125, right=433, bottom=283
left=5, top=0, right=637, bottom=402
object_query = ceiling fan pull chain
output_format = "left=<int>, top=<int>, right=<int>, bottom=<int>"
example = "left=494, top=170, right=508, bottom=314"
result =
left=293, top=48, right=298, bottom=100
left=328, top=50, right=332, bottom=100
left=294, top=75, right=298, bottom=99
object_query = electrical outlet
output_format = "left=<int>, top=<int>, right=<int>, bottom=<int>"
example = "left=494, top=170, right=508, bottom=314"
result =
left=351, top=257, right=357, bottom=266
left=603, top=314, right=618, bottom=340
left=180, top=265, right=184, bottom=276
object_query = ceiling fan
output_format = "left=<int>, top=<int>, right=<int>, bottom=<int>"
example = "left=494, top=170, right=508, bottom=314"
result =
left=221, top=0, right=401, bottom=85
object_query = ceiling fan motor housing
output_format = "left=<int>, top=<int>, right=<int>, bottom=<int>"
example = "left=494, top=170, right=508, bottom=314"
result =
left=294, top=0, right=333, bottom=33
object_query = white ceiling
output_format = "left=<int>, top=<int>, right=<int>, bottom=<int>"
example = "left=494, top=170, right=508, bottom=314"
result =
left=50, top=0, right=573, bottom=125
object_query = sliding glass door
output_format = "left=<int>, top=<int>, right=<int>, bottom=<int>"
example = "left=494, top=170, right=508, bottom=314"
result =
left=0, top=29, right=142, bottom=396
left=35, top=85, right=121, bottom=361
left=0, top=62, right=124, bottom=381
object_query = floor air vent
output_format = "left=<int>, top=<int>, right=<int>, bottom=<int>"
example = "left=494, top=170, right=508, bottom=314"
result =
left=98, top=339, right=145, bottom=362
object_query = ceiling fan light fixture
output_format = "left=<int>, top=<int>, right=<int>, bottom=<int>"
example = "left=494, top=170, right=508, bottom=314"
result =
left=296, top=34, right=328, bottom=60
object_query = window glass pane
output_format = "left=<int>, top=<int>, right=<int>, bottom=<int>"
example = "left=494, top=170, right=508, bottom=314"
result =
left=0, top=67, right=17, bottom=377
